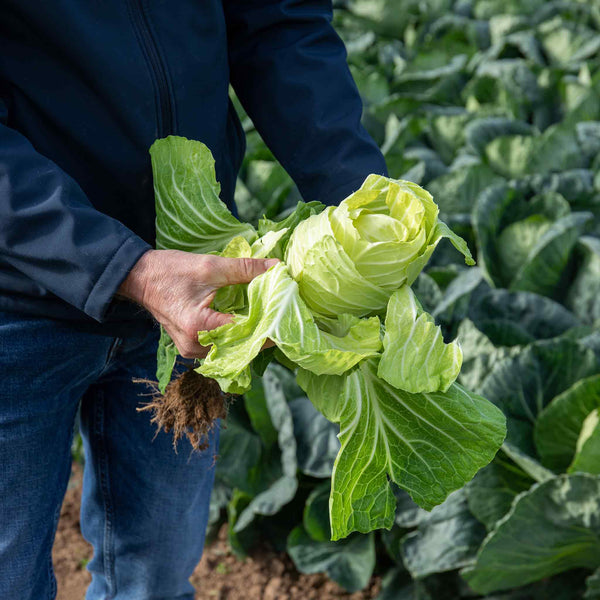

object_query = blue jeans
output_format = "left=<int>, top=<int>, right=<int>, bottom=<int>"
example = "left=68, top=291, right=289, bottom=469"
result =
left=0, top=312, right=219, bottom=600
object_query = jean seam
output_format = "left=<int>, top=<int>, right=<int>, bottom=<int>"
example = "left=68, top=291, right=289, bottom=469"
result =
left=48, top=552, right=55, bottom=600
left=94, top=390, right=117, bottom=598
left=48, top=482, right=63, bottom=600
left=99, top=338, right=123, bottom=376
left=48, top=406, right=79, bottom=600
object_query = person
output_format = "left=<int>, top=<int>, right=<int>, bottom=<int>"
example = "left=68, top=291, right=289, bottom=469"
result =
left=0, top=1, right=387, bottom=598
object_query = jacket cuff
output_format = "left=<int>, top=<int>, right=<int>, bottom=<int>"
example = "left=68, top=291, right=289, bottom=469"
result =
left=83, top=235, right=152, bottom=322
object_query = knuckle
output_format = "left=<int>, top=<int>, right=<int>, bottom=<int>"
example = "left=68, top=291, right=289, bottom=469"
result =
left=173, top=338, right=192, bottom=358
left=239, top=257, right=255, bottom=279
left=183, top=323, right=200, bottom=342
left=178, top=339, right=198, bottom=359
left=195, top=255, right=217, bottom=281
left=176, top=317, right=201, bottom=348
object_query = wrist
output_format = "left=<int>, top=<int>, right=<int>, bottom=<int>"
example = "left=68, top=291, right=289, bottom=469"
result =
left=117, top=249, right=158, bottom=308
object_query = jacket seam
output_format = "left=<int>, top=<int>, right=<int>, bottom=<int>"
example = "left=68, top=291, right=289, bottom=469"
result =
left=126, top=0, right=163, bottom=134
left=141, top=0, right=178, bottom=134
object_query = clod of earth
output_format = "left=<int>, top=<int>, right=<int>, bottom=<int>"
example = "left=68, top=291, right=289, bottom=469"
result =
left=137, top=369, right=229, bottom=451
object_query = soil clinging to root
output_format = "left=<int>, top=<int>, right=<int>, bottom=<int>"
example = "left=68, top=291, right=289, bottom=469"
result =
left=137, top=369, right=230, bottom=451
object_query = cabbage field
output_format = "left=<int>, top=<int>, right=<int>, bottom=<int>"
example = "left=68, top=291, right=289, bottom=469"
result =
left=169, top=1, right=600, bottom=598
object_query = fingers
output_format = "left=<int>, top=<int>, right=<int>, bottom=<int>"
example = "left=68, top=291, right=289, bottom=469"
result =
left=199, top=307, right=235, bottom=330
left=166, top=326, right=210, bottom=360
left=177, top=340, right=210, bottom=360
left=161, top=253, right=280, bottom=360
left=177, top=335, right=274, bottom=360
left=168, top=317, right=274, bottom=360
left=169, top=306, right=235, bottom=359
left=212, top=256, right=279, bottom=286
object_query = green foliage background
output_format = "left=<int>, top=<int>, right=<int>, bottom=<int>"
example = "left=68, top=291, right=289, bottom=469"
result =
left=206, top=0, right=600, bottom=597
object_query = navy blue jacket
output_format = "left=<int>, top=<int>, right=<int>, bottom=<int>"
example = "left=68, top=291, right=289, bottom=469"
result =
left=0, top=0, right=387, bottom=336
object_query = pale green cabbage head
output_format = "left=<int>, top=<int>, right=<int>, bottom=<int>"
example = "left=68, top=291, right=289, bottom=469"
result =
left=285, top=174, right=473, bottom=317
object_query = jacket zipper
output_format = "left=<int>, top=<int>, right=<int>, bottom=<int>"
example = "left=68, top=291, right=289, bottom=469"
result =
left=129, top=0, right=174, bottom=137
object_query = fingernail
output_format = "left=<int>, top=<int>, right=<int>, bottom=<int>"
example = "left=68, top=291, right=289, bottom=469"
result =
left=265, top=259, right=280, bottom=269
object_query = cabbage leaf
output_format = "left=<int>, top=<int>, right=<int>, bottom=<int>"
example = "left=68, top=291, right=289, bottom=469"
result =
left=378, top=286, right=462, bottom=393
left=150, top=136, right=257, bottom=253
left=298, top=360, right=506, bottom=540
left=463, top=474, right=600, bottom=594
left=197, top=263, right=382, bottom=393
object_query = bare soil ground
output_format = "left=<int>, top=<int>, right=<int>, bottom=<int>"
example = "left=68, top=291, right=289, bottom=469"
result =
left=53, top=463, right=381, bottom=600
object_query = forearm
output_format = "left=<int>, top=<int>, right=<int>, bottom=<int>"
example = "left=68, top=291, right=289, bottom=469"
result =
left=0, top=118, right=150, bottom=321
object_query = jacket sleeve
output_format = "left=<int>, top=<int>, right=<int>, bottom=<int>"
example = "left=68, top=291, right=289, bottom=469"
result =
left=222, top=0, right=388, bottom=206
left=0, top=101, right=151, bottom=321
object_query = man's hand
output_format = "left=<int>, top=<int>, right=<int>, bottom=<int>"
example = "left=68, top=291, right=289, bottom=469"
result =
left=118, top=249, right=278, bottom=359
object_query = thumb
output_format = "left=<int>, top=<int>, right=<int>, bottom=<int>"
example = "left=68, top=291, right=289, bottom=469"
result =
left=214, top=256, right=279, bottom=286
